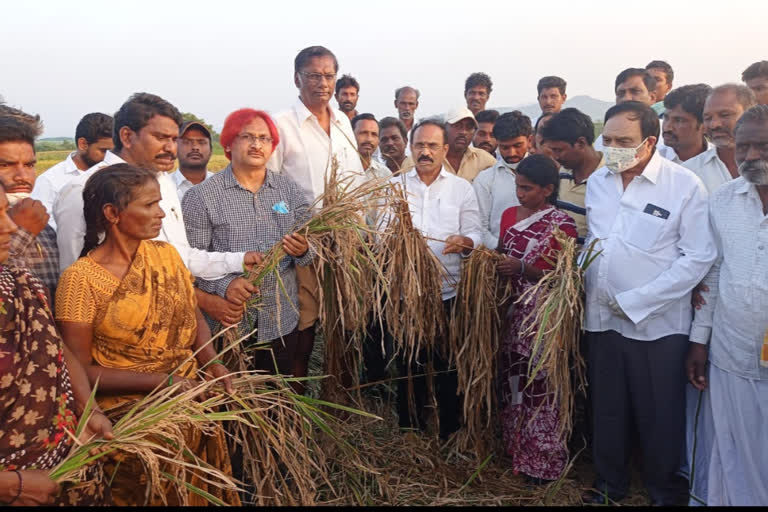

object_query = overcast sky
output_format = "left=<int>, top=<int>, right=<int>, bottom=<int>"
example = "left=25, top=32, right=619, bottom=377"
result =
left=2, top=0, right=765, bottom=137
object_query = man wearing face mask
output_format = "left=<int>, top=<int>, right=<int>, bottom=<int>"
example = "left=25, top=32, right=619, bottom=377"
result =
left=685, top=104, right=768, bottom=506
left=472, top=111, right=532, bottom=249
left=582, top=101, right=717, bottom=506
left=441, top=107, right=495, bottom=182
left=0, top=112, right=60, bottom=303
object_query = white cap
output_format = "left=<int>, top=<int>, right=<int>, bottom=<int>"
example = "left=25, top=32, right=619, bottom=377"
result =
left=444, top=106, right=477, bottom=127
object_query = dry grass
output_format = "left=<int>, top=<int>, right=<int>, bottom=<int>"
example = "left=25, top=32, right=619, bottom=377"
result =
left=34, top=152, right=230, bottom=174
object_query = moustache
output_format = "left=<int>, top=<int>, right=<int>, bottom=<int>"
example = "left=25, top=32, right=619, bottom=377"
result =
left=186, top=151, right=203, bottom=158
left=248, top=150, right=265, bottom=157
left=418, top=156, right=433, bottom=163
left=359, top=143, right=374, bottom=150
left=709, top=129, right=731, bottom=138
left=155, top=152, right=175, bottom=160
left=341, top=101, right=354, bottom=107
left=738, top=159, right=768, bottom=185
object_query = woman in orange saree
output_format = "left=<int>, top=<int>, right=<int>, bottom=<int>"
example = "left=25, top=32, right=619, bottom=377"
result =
left=55, top=164, right=239, bottom=506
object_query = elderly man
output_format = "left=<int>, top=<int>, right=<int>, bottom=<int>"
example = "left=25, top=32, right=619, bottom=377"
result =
left=646, top=60, right=674, bottom=116
left=394, top=86, right=419, bottom=132
left=0, top=114, right=60, bottom=303
left=268, top=45, right=365, bottom=386
left=31, top=112, right=113, bottom=229
left=391, top=118, right=482, bottom=439
left=703, top=84, right=757, bottom=183
left=441, top=107, right=495, bottom=182
left=464, top=72, right=493, bottom=115
left=472, top=109, right=499, bottom=155
left=582, top=101, right=716, bottom=505
left=473, top=111, right=531, bottom=248
left=686, top=105, right=768, bottom=506
left=742, top=61, right=768, bottom=105
left=335, top=74, right=360, bottom=120
left=172, top=120, right=214, bottom=201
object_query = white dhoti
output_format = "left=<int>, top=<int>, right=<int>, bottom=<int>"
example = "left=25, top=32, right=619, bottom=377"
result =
left=706, top=364, right=768, bottom=506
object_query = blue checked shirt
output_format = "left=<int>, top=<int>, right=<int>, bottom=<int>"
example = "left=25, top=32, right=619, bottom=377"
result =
left=182, top=166, right=313, bottom=341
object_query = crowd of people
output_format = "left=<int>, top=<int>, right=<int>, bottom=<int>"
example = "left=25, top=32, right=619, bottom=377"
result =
left=0, top=45, right=766, bottom=506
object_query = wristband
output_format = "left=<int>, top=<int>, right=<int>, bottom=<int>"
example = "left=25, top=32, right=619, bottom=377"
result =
left=206, top=359, right=226, bottom=368
left=168, top=375, right=174, bottom=387
left=519, top=260, right=526, bottom=276
left=0, top=470, right=23, bottom=506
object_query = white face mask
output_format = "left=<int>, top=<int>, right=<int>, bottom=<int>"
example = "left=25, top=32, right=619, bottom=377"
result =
left=5, top=192, right=30, bottom=206
left=604, top=138, right=648, bottom=174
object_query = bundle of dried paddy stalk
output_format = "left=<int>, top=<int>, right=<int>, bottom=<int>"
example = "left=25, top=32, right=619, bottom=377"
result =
left=448, top=246, right=512, bottom=456
left=516, top=229, right=600, bottom=442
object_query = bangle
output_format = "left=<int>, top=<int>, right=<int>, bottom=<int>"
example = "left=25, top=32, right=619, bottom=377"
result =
left=0, top=470, right=23, bottom=506
left=206, top=359, right=225, bottom=368
left=519, top=260, right=526, bottom=276
left=168, top=375, right=174, bottom=387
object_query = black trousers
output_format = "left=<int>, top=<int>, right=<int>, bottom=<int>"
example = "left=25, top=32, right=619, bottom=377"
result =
left=395, top=298, right=460, bottom=439
left=587, top=330, right=689, bottom=505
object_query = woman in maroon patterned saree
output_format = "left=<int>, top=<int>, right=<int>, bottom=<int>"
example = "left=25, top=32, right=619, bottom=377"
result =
left=0, top=187, right=112, bottom=506
left=496, top=155, right=577, bottom=484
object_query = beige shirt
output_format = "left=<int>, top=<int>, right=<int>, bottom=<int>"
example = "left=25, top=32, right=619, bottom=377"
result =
left=557, top=154, right=604, bottom=244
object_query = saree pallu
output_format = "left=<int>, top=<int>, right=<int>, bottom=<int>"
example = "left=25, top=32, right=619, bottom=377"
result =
left=497, top=207, right=577, bottom=481
left=56, top=241, right=239, bottom=506
left=0, top=265, right=108, bottom=505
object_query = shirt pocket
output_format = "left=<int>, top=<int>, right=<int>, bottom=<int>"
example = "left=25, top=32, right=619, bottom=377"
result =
left=438, top=204, right=461, bottom=237
left=624, top=211, right=666, bottom=251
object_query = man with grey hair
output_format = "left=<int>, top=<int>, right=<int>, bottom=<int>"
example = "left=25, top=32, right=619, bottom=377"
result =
left=687, top=104, right=768, bottom=505
left=394, top=86, right=419, bottom=132
left=702, top=84, right=757, bottom=188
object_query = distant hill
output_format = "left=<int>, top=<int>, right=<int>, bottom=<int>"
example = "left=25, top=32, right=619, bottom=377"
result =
left=496, top=95, right=613, bottom=122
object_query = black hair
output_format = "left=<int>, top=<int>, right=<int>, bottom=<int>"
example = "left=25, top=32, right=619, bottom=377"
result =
left=614, top=68, right=657, bottom=95
left=75, top=113, right=114, bottom=144
left=709, top=83, right=758, bottom=111
left=395, top=86, right=420, bottom=100
left=475, top=109, right=500, bottom=124
left=411, top=118, right=447, bottom=145
left=294, top=45, right=339, bottom=74
left=351, top=113, right=377, bottom=131
left=0, top=116, right=37, bottom=147
left=0, top=104, right=43, bottom=138
left=80, top=163, right=158, bottom=257
left=516, top=154, right=560, bottom=205
left=734, top=104, right=768, bottom=133
left=663, top=84, right=712, bottom=124
left=335, top=74, right=360, bottom=95
left=537, top=76, right=567, bottom=96
left=534, top=112, right=555, bottom=135
left=645, top=60, right=674, bottom=86
left=492, top=111, right=532, bottom=141
left=742, top=61, right=768, bottom=82
left=541, top=108, right=595, bottom=145
left=604, top=101, right=660, bottom=140
left=378, top=116, right=408, bottom=142
left=464, top=72, right=493, bottom=95
left=112, top=93, right=183, bottom=151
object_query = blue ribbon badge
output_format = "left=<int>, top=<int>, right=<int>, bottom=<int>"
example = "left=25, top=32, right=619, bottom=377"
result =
left=272, top=201, right=289, bottom=214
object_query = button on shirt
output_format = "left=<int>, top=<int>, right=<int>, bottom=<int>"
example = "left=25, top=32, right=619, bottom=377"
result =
left=583, top=151, right=717, bottom=340
left=53, top=150, right=245, bottom=278
left=182, top=167, right=313, bottom=342
left=171, top=169, right=214, bottom=202
left=472, top=156, right=521, bottom=249
left=689, top=177, right=768, bottom=380
left=658, top=143, right=732, bottom=194
left=392, top=167, right=483, bottom=300
left=30, top=152, right=82, bottom=230
left=268, top=99, right=364, bottom=205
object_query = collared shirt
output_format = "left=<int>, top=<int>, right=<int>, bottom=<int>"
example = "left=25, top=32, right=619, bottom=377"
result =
left=651, top=101, right=666, bottom=117
left=658, top=143, right=732, bottom=194
left=689, top=177, right=768, bottom=380
left=556, top=153, right=604, bottom=245
left=7, top=225, right=59, bottom=305
left=583, top=151, right=717, bottom=340
left=472, top=156, right=521, bottom=249
left=30, top=152, right=82, bottom=230
left=171, top=169, right=214, bottom=202
left=390, top=166, right=483, bottom=300
left=268, top=98, right=364, bottom=205
left=182, top=166, right=313, bottom=342
left=443, top=146, right=497, bottom=183
left=52, top=150, right=245, bottom=278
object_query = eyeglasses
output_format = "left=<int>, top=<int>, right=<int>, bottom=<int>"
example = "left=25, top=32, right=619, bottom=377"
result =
left=300, top=72, right=337, bottom=84
left=237, top=133, right=273, bottom=146
left=412, top=142, right=444, bottom=152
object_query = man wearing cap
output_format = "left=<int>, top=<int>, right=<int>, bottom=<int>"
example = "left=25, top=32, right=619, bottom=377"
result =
left=172, top=120, right=215, bottom=202
left=443, top=107, right=496, bottom=183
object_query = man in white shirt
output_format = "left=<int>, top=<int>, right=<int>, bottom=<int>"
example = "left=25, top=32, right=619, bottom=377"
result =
left=582, top=101, right=717, bottom=506
left=702, top=83, right=757, bottom=185
left=472, top=111, right=531, bottom=248
left=171, top=120, right=214, bottom=202
left=351, top=113, right=390, bottom=181
left=268, top=45, right=365, bottom=385
left=53, top=93, right=262, bottom=328
left=391, top=119, right=482, bottom=439
left=31, top=112, right=114, bottom=230
left=686, top=105, right=768, bottom=506
left=594, top=68, right=658, bottom=152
